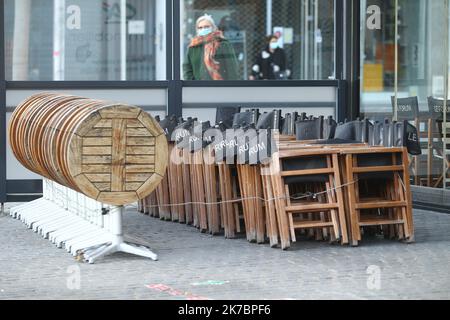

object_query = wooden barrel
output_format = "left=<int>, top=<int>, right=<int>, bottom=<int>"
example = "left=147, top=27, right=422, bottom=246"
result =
left=8, top=92, right=168, bottom=206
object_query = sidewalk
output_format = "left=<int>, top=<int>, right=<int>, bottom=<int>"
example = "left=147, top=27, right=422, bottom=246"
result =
left=0, top=203, right=449, bottom=300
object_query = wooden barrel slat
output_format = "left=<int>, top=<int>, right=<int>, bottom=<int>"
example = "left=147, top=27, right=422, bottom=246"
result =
left=8, top=93, right=167, bottom=206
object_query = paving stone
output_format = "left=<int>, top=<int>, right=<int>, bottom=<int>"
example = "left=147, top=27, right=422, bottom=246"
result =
left=0, top=203, right=449, bottom=300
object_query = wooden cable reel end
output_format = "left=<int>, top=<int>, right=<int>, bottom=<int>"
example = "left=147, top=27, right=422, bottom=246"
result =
left=8, top=93, right=168, bottom=206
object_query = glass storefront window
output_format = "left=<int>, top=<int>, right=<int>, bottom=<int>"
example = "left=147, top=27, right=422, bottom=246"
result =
left=360, top=0, right=396, bottom=118
left=181, top=0, right=335, bottom=81
left=4, top=0, right=166, bottom=81
left=360, top=0, right=450, bottom=190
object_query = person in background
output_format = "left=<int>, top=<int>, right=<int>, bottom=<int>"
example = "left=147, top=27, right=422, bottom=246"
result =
left=249, top=35, right=291, bottom=80
left=183, top=14, right=239, bottom=80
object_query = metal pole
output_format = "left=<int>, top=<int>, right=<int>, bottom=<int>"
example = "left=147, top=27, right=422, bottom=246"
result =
left=120, top=0, right=127, bottom=81
left=111, top=206, right=124, bottom=245
left=444, top=0, right=449, bottom=189
left=305, top=0, right=309, bottom=79
left=156, top=0, right=166, bottom=80
left=314, top=0, right=319, bottom=80
left=0, top=0, right=6, bottom=206
left=12, top=0, right=31, bottom=80
left=266, top=0, right=272, bottom=36
left=53, top=0, right=65, bottom=81
left=394, top=0, right=399, bottom=122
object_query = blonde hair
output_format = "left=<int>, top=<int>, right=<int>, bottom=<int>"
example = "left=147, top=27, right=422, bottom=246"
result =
left=196, top=14, right=217, bottom=31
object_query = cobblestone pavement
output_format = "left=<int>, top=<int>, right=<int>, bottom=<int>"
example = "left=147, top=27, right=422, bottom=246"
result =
left=0, top=203, right=449, bottom=300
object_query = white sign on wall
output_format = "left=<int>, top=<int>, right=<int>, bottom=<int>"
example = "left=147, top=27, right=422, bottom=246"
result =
left=128, top=20, right=146, bottom=35
left=273, top=26, right=284, bottom=48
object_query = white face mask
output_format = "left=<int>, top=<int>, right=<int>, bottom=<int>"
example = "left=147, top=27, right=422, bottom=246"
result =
left=198, top=27, right=213, bottom=37
left=270, top=42, right=279, bottom=50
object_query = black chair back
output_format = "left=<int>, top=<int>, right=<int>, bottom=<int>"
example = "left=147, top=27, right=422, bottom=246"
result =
left=323, top=116, right=337, bottom=139
left=216, top=106, right=241, bottom=129
left=256, top=110, right=282, bottom=130
left=159, top=115, right=179, bottom=141
left=281, top=112, right=298, bottom=135
left=295, top=118, right=323, bottom=141
left=334, top=120, right=362, bottom=142
left=391, top=96, right=419, bottom=121
left=427, top=96, right=450, bottom=121
left=232, top=109, right=259, bottom=128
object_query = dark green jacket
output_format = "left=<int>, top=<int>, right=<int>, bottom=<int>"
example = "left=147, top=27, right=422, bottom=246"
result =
left=183, top=39, right=239, bottom=80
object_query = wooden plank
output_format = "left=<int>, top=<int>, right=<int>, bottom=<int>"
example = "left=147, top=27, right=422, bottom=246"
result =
left=345, top=154, right=360, bottom=246
left=332, top=153, right=349, bottom=245
left=68, top=134, right=82, bottom=177
left=82, top=155, right=112, bottom=164
left=353, top=165, right=403, bottom=173
left=126, top=155, right=155, bottom=164
left=136, top=174, right=162, bottom=199
left=98, top=105, right=141, bottom=119
left=85, top=174, right=111, bottom=183
left=127, top=128, right=150, bottom=137
left=401, top=148, right=415, bottom=241
left=126, top=165, right=155, bottom=173
left=74, top=174, right=101, bottom=200
left=280, top=168, right=334, bottom=177
left=339, top=147, right=405, bottom=154
left=260, top=165, right=278, bottom=247
left=168, top=144, right=180, bottom=222
left=218, top=163, right=235, bottom=238
left=126, top=173, right=152, bottom=182
left=85, top=128, right=112, bottom=137
left=293, top=221, right=334, bottom=229
left=111, top=119, right=127, bottom=192
left=75, top=112, right=102, bottom=136
left=83, top=137, right=112, bottom=146
left=127, top=119, right=145, bottom=128
left=94, top=119, right=113, bottom=128
left=154, top=135, right=168, bottom=176
left=254, top=165, right=265, bottom=244
left=126, top=146, right=155, bottom=155
left=269, top=156, right=291, bottom=250
left=94, top=182, right=111, bottom=191
left=97, top=192, right=137, bottom=205
left=182, top=152, right=193, bottom=225
left=126, top=182, right=145, bottom=191
left=138, top=112, right=165, bottom=137
left=82, top=146, right=112, bottom=155
left=359, top=219, right=405, bottom=227
left=127, top=137, right=155, bottom=146
left=285, top=203, right=339, bottom=212
left=355, top=201, right=407, bottom=210
left=176, top=152, right=186, bottom=224
left=279, top=149, right=340, bottom=158
left=82, top=164, right=111, bottom=173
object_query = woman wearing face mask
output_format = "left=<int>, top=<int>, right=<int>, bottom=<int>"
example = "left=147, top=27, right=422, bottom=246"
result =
left=249, top=35, right=290, bottom=80
left=183, top=14, right=239, bottom=80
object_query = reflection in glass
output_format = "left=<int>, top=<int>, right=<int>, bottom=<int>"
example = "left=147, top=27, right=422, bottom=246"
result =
left=5, top=0, right=166, bottom=81
left=183, top=14, right=239, bottom=80
left=360, top=0, right=450, bottom=190
left=182, top=0, right=335, bottom=80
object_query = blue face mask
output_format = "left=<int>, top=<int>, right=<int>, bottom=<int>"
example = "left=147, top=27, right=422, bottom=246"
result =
left=198, top=28, right=213, bottom=37
left=270, top=42, right=279, bottom=50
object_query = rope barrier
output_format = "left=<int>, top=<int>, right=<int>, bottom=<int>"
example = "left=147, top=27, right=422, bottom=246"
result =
left=135, top=179, right=359, bottom=210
